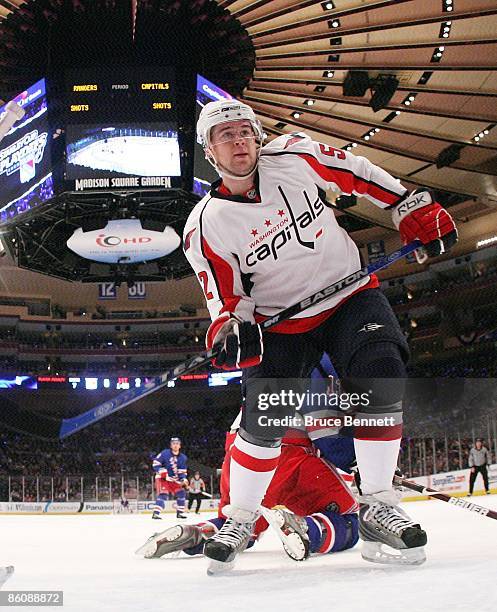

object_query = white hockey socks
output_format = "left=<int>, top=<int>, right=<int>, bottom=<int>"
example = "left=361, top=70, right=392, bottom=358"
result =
left=229, top=433, right=281, bottom=513
left=354, top=438, right=401, bottom=494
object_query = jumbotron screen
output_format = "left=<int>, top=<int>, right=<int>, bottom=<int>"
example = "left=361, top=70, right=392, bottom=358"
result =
left=0, top=78, right=54, bottom=224
left=64, top=67, right=181, bottom=191
left=193, top=74, right=234, bottom=198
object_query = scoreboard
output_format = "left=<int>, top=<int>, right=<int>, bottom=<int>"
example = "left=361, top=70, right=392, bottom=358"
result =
left=65, top=67, right=177, bottom=122
left=64, top=67, right=182, bottom=191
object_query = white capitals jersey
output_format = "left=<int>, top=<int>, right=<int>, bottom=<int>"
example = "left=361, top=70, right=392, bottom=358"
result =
left=183, top=133, right=407, bottom=334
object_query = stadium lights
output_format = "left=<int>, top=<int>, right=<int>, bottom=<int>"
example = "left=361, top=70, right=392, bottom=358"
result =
left=443, top=0, right=454, bottom=12
left=477, top=235, right=497, bottom=248
left=402, top=92, right=417, bottom=106
left=329, top=19, right=341, bottom=28
left=383, top=111, right=399, bottom=123
left=342, top=142, right=358, bottom=151
left=362, top=128, right=380, bottom=141
left=440, top=21, right=452, bottom=38
left=431, top=46, right=445, bottom=63
left=472, top=124, right=495, bottom=143
left=303, top=99, right=315, bottom=106
left=321, top=1, right=335, bottom=9
left=323, top=70, right=335, bottom=78
left=418, top=71, right=433, bottom=85
left=291, top=111, right=302, bottom=119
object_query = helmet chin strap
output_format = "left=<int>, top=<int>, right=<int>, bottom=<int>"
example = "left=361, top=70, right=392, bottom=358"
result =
left=206, top=143, right=262, bottom=182
left=215, top=160, right=257, bottom=181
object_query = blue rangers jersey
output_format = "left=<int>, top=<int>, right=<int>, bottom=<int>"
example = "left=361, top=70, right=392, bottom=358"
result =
left=152, top=449, right=188, bottom=482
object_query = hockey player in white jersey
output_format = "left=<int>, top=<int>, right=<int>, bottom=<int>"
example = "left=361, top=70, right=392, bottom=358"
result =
left=183, top=99, right=457, bottom=572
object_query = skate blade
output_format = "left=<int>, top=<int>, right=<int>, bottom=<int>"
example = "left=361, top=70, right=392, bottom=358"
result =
left=135, top=525, right=183, bottom=558
left=361, top=541, right=426, bottom=566
left=207, top=559, right=235, bottom=576
left=260, top=507, right=309, bottom=561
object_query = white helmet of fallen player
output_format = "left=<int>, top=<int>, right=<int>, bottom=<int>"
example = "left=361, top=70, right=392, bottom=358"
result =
left=196, top=99, right=265, bottom=181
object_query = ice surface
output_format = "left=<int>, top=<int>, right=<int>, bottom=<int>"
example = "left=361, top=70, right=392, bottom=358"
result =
left=2, top=496, right=497, bottom=612
left=69, top=136, right=181, bottom=176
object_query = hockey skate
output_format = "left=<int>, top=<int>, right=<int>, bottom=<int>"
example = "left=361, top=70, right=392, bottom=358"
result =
left=204, top=505, right=256, bottom=575
left=0, top=566, right=14, bottom=588
left=176, top=510, right=187, bottom=519
left=260, top=507, right=310, bottom=561
left=359, top=490, right=427, bottom=566
left=135, top=523, right=214, bottom=559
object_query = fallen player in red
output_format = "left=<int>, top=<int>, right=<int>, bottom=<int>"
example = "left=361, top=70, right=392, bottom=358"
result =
left=137, top=414, right=359, bottom=564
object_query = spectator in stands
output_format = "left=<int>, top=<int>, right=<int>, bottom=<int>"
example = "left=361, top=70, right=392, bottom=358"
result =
left=468, top=438, right=491, bottom=496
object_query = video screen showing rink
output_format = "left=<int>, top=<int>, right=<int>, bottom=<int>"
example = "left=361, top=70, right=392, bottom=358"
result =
left=65, top=124, right=181, bottom=179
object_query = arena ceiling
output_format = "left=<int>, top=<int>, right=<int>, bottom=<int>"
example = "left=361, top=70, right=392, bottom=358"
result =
left=0, top=0, right=496, bottom=286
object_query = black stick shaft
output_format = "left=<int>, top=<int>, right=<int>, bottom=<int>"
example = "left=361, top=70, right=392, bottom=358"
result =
left=52, top=240, right=419, bottom=438
left=395, top=476, right=497, bottom=520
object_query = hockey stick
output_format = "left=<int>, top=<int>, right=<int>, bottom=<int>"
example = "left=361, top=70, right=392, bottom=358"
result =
left=394, top=476, right=497, bottom=521
left=0, top=240, right=419, bottom=441
left=55, top=239, right=421, bottom=439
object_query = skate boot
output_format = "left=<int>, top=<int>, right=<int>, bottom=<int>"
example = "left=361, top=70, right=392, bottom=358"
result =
left=151, top=511, right=162, bottom=520
left=359, top=489, right=427, bottom=566
left=204, top=505, right=256, bottom=575
left=261, top=507, right=310, bottom=561
left=0, top=566, right=14, bottom=588
left=176, top=510, right=187, bottom=519
left=135, top=523, right=215, bottom=559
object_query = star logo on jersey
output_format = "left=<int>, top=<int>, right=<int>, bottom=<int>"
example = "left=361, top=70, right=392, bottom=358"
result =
left=251, top=228, right=258, bottom=237
left=245, top=187, right=325, bottom=267
left=358, top=323, right=385, bottom=333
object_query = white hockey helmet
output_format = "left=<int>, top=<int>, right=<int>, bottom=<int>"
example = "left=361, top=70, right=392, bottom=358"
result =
left=196, top=99, right=265, bottom=148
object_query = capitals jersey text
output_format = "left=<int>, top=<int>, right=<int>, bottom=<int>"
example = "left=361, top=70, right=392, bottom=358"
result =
left=183, top=133, right=407, bottom=333
left=152, top=449, right=188, bottom=482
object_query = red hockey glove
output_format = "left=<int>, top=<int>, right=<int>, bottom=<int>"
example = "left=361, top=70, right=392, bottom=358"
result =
left=392, top=189, right=458, bottom=260
left=206, top=314, right=263, bottom=370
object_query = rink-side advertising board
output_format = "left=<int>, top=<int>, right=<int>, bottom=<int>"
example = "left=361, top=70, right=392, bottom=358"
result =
left=64, top=66, right=182, bottom=191
left=0, top=500, right=221, bottom=514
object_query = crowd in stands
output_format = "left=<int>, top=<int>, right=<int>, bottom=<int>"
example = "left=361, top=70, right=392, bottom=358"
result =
left=0, top=404, right=237, bottom=502
left=386, top=258, right=497, bottom=307
left=399, top=437, right=495, bottom=477
left=1, top=384, right=495, bottom=502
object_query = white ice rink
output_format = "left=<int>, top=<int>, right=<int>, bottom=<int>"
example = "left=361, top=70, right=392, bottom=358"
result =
left=68, top=136, right=181, bottom=176
left=2, top=496, right=497, bottom=612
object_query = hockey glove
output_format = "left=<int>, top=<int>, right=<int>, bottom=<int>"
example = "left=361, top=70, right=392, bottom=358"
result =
left=392, top=189, right=458, bottom=262
left=206, top=314, right=263, bottom=370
